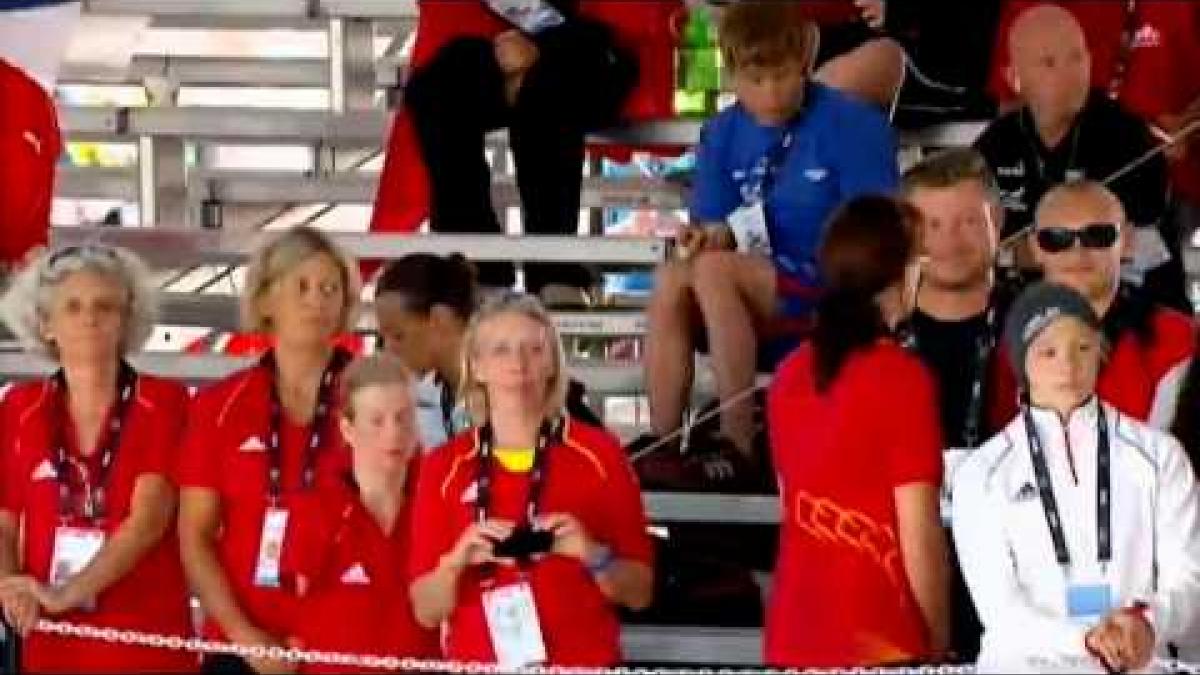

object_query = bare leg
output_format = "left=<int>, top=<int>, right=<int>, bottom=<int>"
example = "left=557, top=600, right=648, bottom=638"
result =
left=690, top=252, right=777, bottom=457
left=645, top=260, right=702, bottom=437
left=815, top=37, right=906, bottom=110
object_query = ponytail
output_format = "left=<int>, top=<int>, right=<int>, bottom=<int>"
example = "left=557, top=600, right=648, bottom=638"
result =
left=812, top=288, right=887, bottom=392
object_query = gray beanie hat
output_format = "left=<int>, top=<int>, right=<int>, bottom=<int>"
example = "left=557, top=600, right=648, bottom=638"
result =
left=1004, top=282, right=1101, bottom=382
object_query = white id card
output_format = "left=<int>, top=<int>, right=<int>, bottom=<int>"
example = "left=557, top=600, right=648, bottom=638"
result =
left=482, top=582, right=547, bottom=669
left=253, top=507, right=289, bottom=589
left=940, top=448, right=972, bottom=526
left=484, top=0, right=565, bottom=33
left=727, top=202, right=773, bottom=258
left=50, top=526, right=105, bottom=611
left=1131, top=227, right=1172, bottom=273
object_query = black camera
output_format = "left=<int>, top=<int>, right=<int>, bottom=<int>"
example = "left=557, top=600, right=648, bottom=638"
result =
left=493, top=526, right=555, bottom=560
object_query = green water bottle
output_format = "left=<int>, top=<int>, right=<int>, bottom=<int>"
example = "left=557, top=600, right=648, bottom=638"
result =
left=676, top=2, right=720, bottom=117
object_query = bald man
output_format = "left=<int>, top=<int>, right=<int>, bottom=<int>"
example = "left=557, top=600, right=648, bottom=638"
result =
left=990, top=181, right=1194, bottom=431
left=972, top=4, right=1180, bottom=307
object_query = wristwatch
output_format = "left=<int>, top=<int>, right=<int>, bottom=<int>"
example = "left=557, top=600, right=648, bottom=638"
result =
left=585, top=544, right=615, bottom=577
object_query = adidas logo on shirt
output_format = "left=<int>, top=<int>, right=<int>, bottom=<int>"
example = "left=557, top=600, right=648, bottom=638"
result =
left=1133, top=24, right=1161, bottom=50
left=238, top=436, right=267, bottom=453
left=340, top=563, right=370, bottom=585
left=31, top=459, right=56, bottom=481
left=460, top=481, right=478, bottom=504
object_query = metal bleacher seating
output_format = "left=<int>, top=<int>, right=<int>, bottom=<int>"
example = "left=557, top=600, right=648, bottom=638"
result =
left=24, top=0, right=997, bottom=664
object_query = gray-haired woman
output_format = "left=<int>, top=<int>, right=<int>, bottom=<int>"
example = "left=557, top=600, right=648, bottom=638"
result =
left=0, top=244, right=193, bottom=672
left=177, top=226, right=361, bottom=675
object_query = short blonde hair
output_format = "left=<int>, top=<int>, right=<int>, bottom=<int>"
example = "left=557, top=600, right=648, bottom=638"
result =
left=339, top=354, right=415, bottom=420
left=241, top=226, right=361, bottom=334
left=459, top=293, right=568, bottom=427
left=1, top=244, right=158, bottom=359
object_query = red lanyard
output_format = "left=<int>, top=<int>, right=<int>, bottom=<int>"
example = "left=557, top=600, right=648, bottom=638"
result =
left=1107, top=0, right=1141, bottom=99
left=261, top=347, right=351, bottom=505
left=51, top=362, right=138, bottom=523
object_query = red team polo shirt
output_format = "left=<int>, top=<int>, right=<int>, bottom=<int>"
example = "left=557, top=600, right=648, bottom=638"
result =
left=0, top=374, right=193, bottom=673
left=177, top=356, right=350, bottom=642
left=409, top=417, right=653, bottom=666
left=285, top=474, right=439, bottom=673
left=766, top=341, right=943, bottom=667
left=0, top=58, right=59, bottom=268
left=988, top=0, right=1200, bottom=202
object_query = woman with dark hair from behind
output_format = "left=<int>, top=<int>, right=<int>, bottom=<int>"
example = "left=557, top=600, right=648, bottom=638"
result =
left=374, top=253, right=601, bottom=451
left=766, top=195, right=950, bottom=666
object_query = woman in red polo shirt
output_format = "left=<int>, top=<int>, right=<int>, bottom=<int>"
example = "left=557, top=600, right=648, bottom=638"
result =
left=409, top=293, right=653, bottom=668
left=0, top=244, right=192, bottom=672
left=178, top=226, right=361, bottom=675
left=284, top=354, right=438, bottom=671
left=766, top=196, right=950, bottom=667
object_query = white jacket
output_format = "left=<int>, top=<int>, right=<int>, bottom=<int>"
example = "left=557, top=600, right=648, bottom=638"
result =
left=952, top=398, right=1200, bottom=673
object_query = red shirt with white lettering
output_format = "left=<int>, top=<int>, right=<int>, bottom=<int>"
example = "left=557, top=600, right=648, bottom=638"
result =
left=0, top=374, right=193, bottom=673
left=0, top=58, right=58, bottom=268
left=408, top=418, right=653, bottom=666
left=767, top=340, right=943, bottom=667
left=285, top=472, right=439, bottom=673
left=177, top=354, right=350, bottom=641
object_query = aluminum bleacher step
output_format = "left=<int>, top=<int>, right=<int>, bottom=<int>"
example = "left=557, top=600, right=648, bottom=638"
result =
left=55, top=167, right=688, bottom=211
left=82, top=0, right=421, bottom=19
left=155, top=292, right=648, bottom=336
left=60, top=104, right=986, bottom=149
left=51, top=227, right=671, bottom=267
left=622, top=626, right=762, bottom=665
left=0, top=350, right=650, bottom=391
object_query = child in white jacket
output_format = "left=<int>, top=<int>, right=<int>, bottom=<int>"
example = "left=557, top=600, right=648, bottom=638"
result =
left=953, top=282, right=1200, bottom=673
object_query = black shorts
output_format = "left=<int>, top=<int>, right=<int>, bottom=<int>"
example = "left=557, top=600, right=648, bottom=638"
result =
left=815, top=21, right=879, bottom=67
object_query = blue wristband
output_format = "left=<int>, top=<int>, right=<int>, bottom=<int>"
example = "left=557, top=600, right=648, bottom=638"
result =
left=585, top=544, right=615, bottom=577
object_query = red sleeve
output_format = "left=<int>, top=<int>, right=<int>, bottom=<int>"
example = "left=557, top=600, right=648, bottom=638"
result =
left=176, top=386, right=224, bottom=489
left=0, top=389, right=20, bottom=515
left=0, top=387, right=35, bottom=515
left=881, top=351, right=944, bottom=488
left=407, top=447, right=460, bottom=581
left=590, top=431, right=653, bottom=566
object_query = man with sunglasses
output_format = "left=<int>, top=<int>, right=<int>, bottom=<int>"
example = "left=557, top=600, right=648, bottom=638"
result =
left=973, top=5, right=1180, bottom=308
left=994, top=181, right=1194, bottom=430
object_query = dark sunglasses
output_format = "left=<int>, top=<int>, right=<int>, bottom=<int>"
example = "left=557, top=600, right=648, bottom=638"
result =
left=1035, top=223, right=1120, bottom=253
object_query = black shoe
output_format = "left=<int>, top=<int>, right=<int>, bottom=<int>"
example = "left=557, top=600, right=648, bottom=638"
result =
left=632, top=431, right=766, bottom=494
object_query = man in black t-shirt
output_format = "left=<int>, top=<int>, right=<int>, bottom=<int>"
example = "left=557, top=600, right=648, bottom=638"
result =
left=900, top=148, right=1012, bottom=661
left=972, top=4, right=1180, bottom=308
left=902, top=149, right=1010, bottom=451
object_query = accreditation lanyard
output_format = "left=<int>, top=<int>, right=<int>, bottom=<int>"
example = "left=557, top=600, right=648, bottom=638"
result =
left=261, top=347, right=350, bottom=505
left=51, top=361, right=138, bottom=523
left=900, top=305, right=997, bottom=448
left=1022, top=403, right=1112, bottom=569
left=473, top=418, right=560, bottom=526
